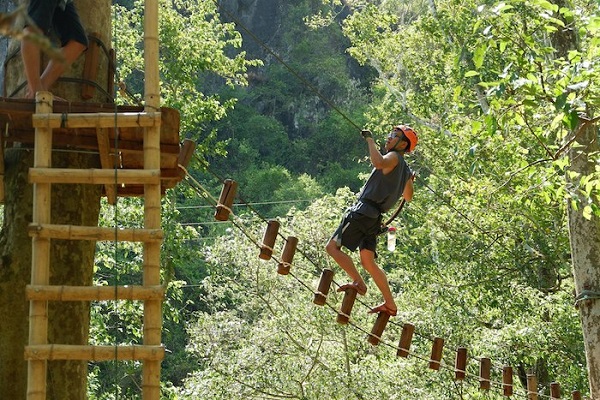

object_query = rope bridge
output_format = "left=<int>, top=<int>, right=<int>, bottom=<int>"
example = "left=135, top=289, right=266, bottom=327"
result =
left=177, top=161, right=584, bottom=400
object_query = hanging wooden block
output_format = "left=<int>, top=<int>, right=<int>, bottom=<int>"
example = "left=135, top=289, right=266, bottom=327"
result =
left=550, top=382, right=561, bottom=399
left=336, top=287, right=357, bottom=325
left=367, top=312, right=390, bottom=346
left=214, top=179, right=237, bottom=221
left=454, top=347, right=467, bottom=381
left=479, top=357, right=491, bottom=390
left=259, top=220, right=280, bottom=260
left=428, top=337, right=444, bottom=371
left=503, top=366, right=513, bottom=397
left=571, top=390, right=581, bottom=400
left=527, top=374, right=538, bottom=400
left=277, top=236, right=298, bottom=275
left=313, top=269, right=334, bottom=305
left=177, top=139, right=196, bottom=178
left=396, top=323, right=415, bottom=358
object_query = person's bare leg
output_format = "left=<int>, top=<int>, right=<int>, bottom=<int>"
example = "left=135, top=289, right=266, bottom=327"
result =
left=325, top=240, right=367, bottom=294
left=21, top=27, right=43, bottom=98
left=40, top=40, right=86, bottom=92
left=360, top=249, right=397, bottom=312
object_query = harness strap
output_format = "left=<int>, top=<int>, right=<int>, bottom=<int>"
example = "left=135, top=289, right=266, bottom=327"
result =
left=360, top=198, right=382, bottom=213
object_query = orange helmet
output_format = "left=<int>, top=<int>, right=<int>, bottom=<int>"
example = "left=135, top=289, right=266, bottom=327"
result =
left=394, top=125, right=418, bottom=153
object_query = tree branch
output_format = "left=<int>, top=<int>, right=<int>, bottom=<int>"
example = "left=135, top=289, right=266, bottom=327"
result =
left=553, top=115, right=600, bottom=159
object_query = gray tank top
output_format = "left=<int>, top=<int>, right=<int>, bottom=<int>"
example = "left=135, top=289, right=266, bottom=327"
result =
left=352, top=153, right=412, bottom=218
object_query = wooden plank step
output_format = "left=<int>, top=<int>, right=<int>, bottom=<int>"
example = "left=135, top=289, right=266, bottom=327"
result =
left=32, top=112, right=160, bottom=129
left=29, top=168, right=161, bottom=184
left=28, top=223, right=163, bottom=242
left=24, top=344, right=164, bottom=361
left=26, top=285, right=165, bottom=301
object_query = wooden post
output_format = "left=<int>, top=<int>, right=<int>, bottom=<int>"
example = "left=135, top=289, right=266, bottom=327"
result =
left=571, top=390, right=581, bottom=400
left=27, top=91, right=53, bottom=400
left=503, top=366, right=513, bottom=397
left=527, top=374, right=538, bottom=400
left=455, top=347, right=467, bottom=381
left=396, top=323, right=415, bottom=358
left=108, top=48, right=116, bottom=98
left=336, top=287, right=357, bottom=324
left=367, top=312, right=390, bottom=346
left=81, top=33, right=101, bottom=99
left=215, top=179, right=238, bottom=221
left=277, top=236, right=298, bottom=275
left=479, top=357, right=491, bottom=390
left=0, top=129, right=4, bottom=203
left=143, top=1, right=162, bottom=398
left=551, top=382, right=561, bottom=399
left=313, top=269, right=334, bottom=305
left=259, top=220, right=280, bottom=260
left=429, top=337, right=444, bottom=371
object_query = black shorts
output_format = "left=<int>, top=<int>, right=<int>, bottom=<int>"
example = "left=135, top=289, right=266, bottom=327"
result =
left=330, top=210, right=381, bottom=254
left=27, top=0, right=88, bottom=48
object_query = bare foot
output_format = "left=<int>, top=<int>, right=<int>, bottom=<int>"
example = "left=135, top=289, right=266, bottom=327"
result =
left=368, top=303, right=397, bottom=316
left=22, top=89, right=67, bottom=102
left=337, top=281, right=367, bottom=296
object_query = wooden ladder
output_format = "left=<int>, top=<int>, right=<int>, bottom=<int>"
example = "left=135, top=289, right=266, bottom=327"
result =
left=24, top=92, right=165, bottom=400
left=25, top=3, right=163, bottom=398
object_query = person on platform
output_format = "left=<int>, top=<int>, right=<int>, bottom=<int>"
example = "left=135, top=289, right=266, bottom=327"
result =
left=325, top=125, right=418, bottom=316
left=21, top=0, right=88, bottom=99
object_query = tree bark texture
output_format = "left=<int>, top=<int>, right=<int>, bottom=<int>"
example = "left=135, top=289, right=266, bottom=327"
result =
left=549, top=0, right=600, bottom=396
left=568, top=125, right=600, bottom=397
left=0, top=1, right=110, bottom=399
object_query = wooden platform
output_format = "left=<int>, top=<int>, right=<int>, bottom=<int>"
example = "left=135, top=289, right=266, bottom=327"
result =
left=0, top=97, right=185, bottom=197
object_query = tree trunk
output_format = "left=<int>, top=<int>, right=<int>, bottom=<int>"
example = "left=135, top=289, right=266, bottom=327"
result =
left=0, top=1, right=111, bottom=399
left=568, top=125, right=600, bottom=397
left=549, top=0, right=600, bottom=396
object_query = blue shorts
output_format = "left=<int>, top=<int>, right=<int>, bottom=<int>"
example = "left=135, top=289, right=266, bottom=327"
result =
left=27, top=0, right=88, bottom=48
left=330, top=210, right=381, bottom=255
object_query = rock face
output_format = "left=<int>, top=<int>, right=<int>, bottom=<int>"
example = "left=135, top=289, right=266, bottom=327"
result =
left=218, top=0, right=284, bottom=59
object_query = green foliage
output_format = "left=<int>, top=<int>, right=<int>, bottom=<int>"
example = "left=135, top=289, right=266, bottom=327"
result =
left=337, top=0, right=594, bottom=395
left=112, top=0, right=260, bottom=152
left=178, top=0, right=592, bottom=396
left=200, top=0, right=375, bottom=204
left=454, top=0, right=600, bottom=219
left=90, top=0, right=598, bottom=397
left=176, top=186, right=585, bottom=399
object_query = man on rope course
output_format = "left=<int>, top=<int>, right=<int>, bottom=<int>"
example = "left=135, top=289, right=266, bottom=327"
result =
left=325, top=125, right=417, bottom=316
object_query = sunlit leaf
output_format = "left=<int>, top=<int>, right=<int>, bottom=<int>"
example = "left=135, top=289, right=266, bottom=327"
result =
left=473, top=44, right=487, bottom=69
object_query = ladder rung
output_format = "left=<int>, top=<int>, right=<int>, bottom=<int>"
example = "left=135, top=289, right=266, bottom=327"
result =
left=29, top=168, right=161, bottom=184
left=26, top=285, right=165, bottom=301
left=28, top=223, right=163, bottom=242
left=32, top=112, right=161, bottom=129
left=24, top=344, right=164, bottom=361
